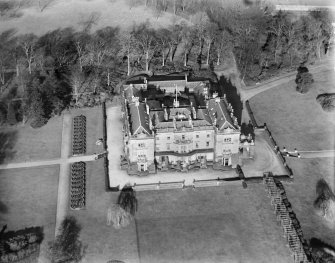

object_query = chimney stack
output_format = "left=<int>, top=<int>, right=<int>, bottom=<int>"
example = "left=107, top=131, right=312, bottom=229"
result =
left=164, top=108, right=168, bottom=121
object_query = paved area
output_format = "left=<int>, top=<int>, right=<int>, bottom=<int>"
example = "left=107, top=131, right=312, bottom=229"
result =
left=54, top=113, right=72, bottom=236
left=242, top=130, right=287, bottom=177
left=283, top=150, right=335, bottom=159
left=0, top=155, right=98, bottom=170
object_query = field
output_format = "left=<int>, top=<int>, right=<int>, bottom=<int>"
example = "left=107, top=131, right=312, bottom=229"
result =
left=0, top=166, right=59, bottom=260
left=249, top=68, right=335, bottom=246
left=67, top=152, right=292, bottom=263
left=135, top=184, right=291, bottom=263
left=0, top=0, right=186, bottom=35
left=0, top=116, right=62, bottom=164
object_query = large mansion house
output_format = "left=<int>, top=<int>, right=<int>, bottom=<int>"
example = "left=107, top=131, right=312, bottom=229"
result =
left=121, top=74, right=243, bottom=175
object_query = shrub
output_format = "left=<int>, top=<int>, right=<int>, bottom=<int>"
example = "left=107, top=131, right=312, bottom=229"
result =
left=295, top=66, right=314, bottom=94
left=30, top=116, right=48, bottom=129
left=316, top=93, right=335, bottom=112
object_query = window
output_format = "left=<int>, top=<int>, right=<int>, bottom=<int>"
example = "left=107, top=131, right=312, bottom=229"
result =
left=167, top=136, right=170, bottom=140
left=181, top=146, right=187, bottom=153
left=224, top=138, right=231, bottom=143
left=138, top=143, right=145, bottom=148
left=196, top=143, right=199, bottom=148
left=196, top=134, right=199, bottom=138
left=206, top=141, right=210, bottom=147
left=182, top=135, right=185, bottom=140
left=207, top=134, right=210, bottom=138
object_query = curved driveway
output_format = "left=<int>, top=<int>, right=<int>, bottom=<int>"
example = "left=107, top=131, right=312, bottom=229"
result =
left=239, top=58, right=334, bottom=101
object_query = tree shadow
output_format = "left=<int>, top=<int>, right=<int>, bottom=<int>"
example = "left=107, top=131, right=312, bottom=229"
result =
left=218, top=76, right=243, bottom=124
left=0, top=201, right=8, bottom=214
left=310, top=238, right=335, bottom=261
left=0, top=130, right=18, bottom=164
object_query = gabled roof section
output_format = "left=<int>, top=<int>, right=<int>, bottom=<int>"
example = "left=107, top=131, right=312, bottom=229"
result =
left=196, top=108, right=212, bottom=125
left=123, top=84, right=141, bottom=101
left=128, top=102, right=151, bottom=136
left=208, top=98, right=238, bottom=131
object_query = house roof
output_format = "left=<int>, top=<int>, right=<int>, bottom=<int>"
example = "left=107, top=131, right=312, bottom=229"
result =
left=208, top=98, right=238, bottom=131
left=128, top=102, right=151, bottom=135
left=124, top=85, right=141, bottom=101
left=196, top=108, right=213, bottom=125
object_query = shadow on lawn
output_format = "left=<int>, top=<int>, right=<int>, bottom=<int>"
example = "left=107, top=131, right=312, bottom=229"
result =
left=0, top=201, right=8, bottom=214
left=0, top=130, right=18, bottom=164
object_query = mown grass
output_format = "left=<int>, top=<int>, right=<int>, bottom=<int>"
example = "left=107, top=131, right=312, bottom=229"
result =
left=249, top=68, right=335, bottom=246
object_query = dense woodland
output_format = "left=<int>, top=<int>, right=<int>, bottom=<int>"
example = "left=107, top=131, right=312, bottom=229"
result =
left=0, top=0, right=333, bottom=127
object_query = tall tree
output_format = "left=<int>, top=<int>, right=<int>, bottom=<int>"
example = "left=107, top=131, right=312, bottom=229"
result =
left=0, top=29, right=16, bottom=85
left=190, top=12, right=210, bottom=63
left=133, top=23, right=157, bottom=72
left=48, top=216, right=85, bottom=263
left=180, top=25, right=195, bottom=67
left=18, top=34, right=38, bottom=74
left=167, top=23, right=183, bottom=62
left=156, top=28, right=171, bottom=66
left=119, top=30, right=137, bottom=76
left=214, top=30, right=233, bottom=66
left=204, top=22, right=218, bottom=65
left=268, top=11, right=287, bottom=64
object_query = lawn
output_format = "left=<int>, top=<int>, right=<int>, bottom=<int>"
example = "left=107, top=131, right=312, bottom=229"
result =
left=135, top=185, right=291, bottom=263
left=0, top=115, right=63, bottom=164
left=0, top=0, right=186, bottom=35
left=67, top=159, right=140, bottom=263
left=0, top=165, right=59, bottom=260
left=68, top=106, right=105, bottom=156
left=67, top=154, right=292, bottom=263
left=249, top=68, right=335, bottom=246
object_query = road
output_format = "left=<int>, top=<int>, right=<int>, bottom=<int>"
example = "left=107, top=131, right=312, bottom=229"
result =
left=238, top=57, right=334, bottom=101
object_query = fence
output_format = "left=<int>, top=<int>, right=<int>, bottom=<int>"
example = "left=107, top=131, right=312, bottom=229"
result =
left=133, top=180, right=185, bottom=191
left=193, top=177, right=241, bottom=188
left=263, top=173, right=312, bottom=263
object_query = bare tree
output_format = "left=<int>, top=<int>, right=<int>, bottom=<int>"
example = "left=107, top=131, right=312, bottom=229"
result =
left=0, top=29, right=17, bottom=85
left=74, top=32, right=89, bottom=72
left=78, top=11, right=101, bottom=33
left=156, top=28, right=171, bottom=66
left=133, top=23, right=157, bottom=72
left=268, top=11, right=287, bottom=64
left=18, top=34, right=38, bottom=74
left=204, top=22, right=218, bottom=65
left=37, top=0, right=56, bottom=12
left=119, top=30, right=136, bottom=76
left=180, top=25, right=195, bottom=67
left=214, top=30, right=233, bottom=66
left=191, top=12, right=210, bottom=63
left=167, top=23, right=183, bottom=62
